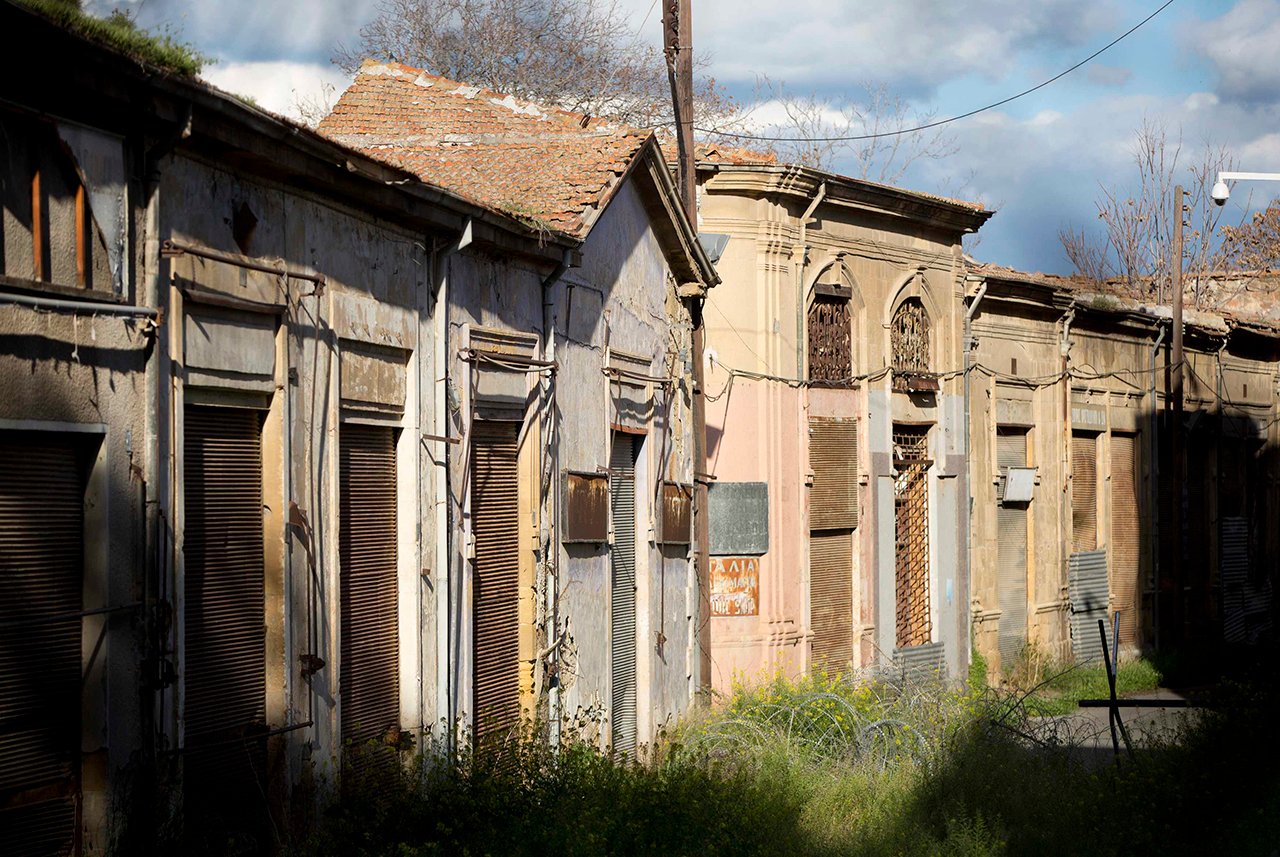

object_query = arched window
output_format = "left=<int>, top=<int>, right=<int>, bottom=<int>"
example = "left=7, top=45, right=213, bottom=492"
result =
left=807, top=294, right=852, bottom=384
left=891, top=298, right=930, bottom=375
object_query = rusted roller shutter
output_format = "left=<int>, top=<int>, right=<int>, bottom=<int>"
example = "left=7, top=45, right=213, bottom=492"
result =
left=0, top=434, right=84, bottom=857
left=339, top=424, right=399, bottom=768
left=1111, top=434, right=1141, bottom=646
left=1072, top=434, right=1097, bottom=553
left=809, top=530, right=853, bottom=670
left=808, top=417, right=858, bottom=530
left=609, top=434, right=638, bottom=754
left=996, top=429, right=1028, bottom=672
left=182, top=406, right=267, bottom=812
left=471, top=421, right=521, bottom=748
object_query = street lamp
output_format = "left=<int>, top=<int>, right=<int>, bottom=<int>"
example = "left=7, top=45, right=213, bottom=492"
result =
left=1210, top=171, right=1280, bottom=206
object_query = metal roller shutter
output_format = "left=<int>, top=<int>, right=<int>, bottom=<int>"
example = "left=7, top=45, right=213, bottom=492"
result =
left=609, top=435, right=638, bottom=754
left=1111, top=434, right=1141, bottom=646
left=0, top=434, right=84, bottom=857
left=471, top=421, right=522, bottom=748
left=808, top=417, right=858, bottom=530
left=182, top=406, right=267, bottom=812
left=1072, top=434, right=1097, bottom=553
left=996, top=430, right=1028, bottom=672
left=340, top=424, right=399, bottom=769
left=809, top=531, right=853, bottom=670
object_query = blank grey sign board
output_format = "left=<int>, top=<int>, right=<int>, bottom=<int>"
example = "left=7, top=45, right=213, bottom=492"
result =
left=708, top=481, right=769, bottom=556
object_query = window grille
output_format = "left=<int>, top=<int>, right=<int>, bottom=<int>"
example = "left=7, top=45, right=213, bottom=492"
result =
left=891, top=299, right=932, bottom=392
left=807, top=296, right=852, bottom=384
left=893, top=426, right=931, bottom=648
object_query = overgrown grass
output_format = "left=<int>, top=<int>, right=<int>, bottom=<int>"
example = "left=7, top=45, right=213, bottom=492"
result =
left=16, top=0, right=209, bottom=76
left=300, top=654, right=1280, bottom=857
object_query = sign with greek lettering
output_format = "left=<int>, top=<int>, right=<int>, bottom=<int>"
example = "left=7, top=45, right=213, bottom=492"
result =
left=710, top=556, right=760, bottom=617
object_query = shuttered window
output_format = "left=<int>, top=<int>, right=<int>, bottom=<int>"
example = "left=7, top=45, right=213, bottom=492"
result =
left=809, top=531, right=853, bottom=670
left=1111, top=434, right=1140, bottom=646
left=996, top=429, right=1029, bottom=672
left=339, top=424, right=399, bottom=766
left=0, top=433, right=86, bottom=857
left=1071, top=433, right=1098, bottom=553
left=809, top=417, right=858, bottom=530
left=471, top=421, right=522, bottom=748
left=609, top=434, right=638, bottom=754
left=182, top=406, right=267, bottom=812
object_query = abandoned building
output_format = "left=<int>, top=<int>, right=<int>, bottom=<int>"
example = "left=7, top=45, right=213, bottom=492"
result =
left=965, top=264, right=1279, bottom=678
left=694, top=156, right=993, bottom=688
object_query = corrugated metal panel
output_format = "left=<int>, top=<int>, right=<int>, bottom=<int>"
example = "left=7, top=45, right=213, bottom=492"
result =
left=1071, top=434, right=1097, bottom=553
left=1222, top=516, right=1249, bottom=644
left=340, top=424, right=399, bottom=768
left=996, top=430, right=1028, bottom=672
left=809, top=417, right=858, bottom=530
left=182, top=406, right=267, bottom=810
left=609, top=435, right=638, bottom=754
left=892, top=641, right=946, bottom=680
left=809, top=530, right=853, bottom=670
left=471, top=421, right=522, bottom=747
left=0, top=434, right=83, bottom=857
left=1111, top=434, right=1141, bottom=646
left=1068, top=549, right=1110, bottom=664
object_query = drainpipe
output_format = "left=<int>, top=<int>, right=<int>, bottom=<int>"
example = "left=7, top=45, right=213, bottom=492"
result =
left=795, top=181, right=827, bottom=376
left=1149, top=324, right=1166, bottom=651
left=434, top=218, right=472, bottom=751
left=540, top=249, right=571, bottom=749
left=962, top=276, right=988, bottom=666
left=1059, top=303, right=1076, bottom=640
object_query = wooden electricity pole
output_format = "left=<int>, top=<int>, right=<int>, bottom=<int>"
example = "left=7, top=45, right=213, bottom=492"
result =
left=663, top=0, right=710, bottom=693
left=1170, top=185, right=1185, bottom=643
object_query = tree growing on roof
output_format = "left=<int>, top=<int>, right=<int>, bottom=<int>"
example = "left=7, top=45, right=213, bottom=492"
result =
left=335, top=0, right=733, bottom=128
left=1058, top=120, right=1246, bottom=305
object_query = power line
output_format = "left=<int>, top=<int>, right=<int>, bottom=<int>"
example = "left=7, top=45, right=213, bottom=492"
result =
left=698, top=0, right=1177, bottom=144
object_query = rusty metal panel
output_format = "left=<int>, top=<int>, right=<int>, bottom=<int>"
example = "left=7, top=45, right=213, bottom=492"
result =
left=809, top=417, right=858, bottom=530
left=340, top=341, right=407, bottom=418
left=1111, top=434, right=1141, bottom=646
left=182, top=406, right=267, bottom=816
left=471, top=421, right=522, bottom=747
left=1071, top=433, right=1098, bottom=553
left=562, top=472, right=609, bottom=544
left=893, top=426, right=931, bottom=648
left=339, top=424, right=400, bottom=770
left=809, top=532, right=853, bottom=669
left=996, top=429, right=1028, bottom=671
left=659, top=482, right=692, bottom=545
left=807, top=296, right=852, bottom=384
left=710, top=556, right=760, bottom=616
left=609, top=435, right=638, bottom=754
left=0, top=433, right=84, bottom=856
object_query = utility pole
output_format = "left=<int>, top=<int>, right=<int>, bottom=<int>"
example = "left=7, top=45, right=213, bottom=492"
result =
left=1170, top=185, right=1185, bottom=644
left=663, top=0, right=710, bottom=694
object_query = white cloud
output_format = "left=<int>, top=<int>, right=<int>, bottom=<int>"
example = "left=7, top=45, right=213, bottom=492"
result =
left=202, top=61, right=352, bottom=122
left=1192, top=0, right=1280, bottom=105
left=1086, top=64, right=1133, bottom=88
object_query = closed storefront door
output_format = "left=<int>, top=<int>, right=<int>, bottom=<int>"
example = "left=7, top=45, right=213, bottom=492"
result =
left=997, top=429, right=1029, bottom=672
left=1111, top=433, right=1140, bottom=646
left=1071, top=433, right=1098, bottom=553
left=339, top=424, right=399, bottom=769
left=471, top=421, right=521, bottom=747
left=808, top=417, right=857, bottom=669
left=893, top=426, right=931, bottom=648
left=182, top=405, right=267, bottom=822
left=0, top=433, right=86, bottom=857
left=610, top=434, right=638, bottom=754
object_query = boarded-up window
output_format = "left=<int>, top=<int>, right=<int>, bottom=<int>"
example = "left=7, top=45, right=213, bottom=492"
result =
left=996, top=428, right=1029, bottom=671
left=0, top=433, right=87, bottom=856
left=1071, top=433, right=1098, bottom=553
left=893, top=426, right=931, bottom=648
left=810, top=531, right=853, bottom=670
left=809, top=417, right=858, bottom=530
left=1111, top=433, right=1140, bottom=646
left=182, top=406, right=267, bottom=826
left=609, top=434, right=638, bottom=754
left=471, top=421, right=522, bottom=748
left=339, top=424, right=399, bottom=769
left=807, top=296, right=852, bottom=384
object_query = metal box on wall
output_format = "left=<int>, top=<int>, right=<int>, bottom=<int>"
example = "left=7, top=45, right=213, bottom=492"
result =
left=562, top=471, right=609, bottom=543
left=659, top=482, right=692, bottom=545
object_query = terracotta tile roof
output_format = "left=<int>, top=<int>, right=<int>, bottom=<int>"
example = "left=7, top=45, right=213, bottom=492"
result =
left=319, top=61, right=651, bottom=238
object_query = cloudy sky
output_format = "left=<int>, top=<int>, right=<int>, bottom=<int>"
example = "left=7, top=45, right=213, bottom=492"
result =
left=86, top=0, right=1280, bottom=274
